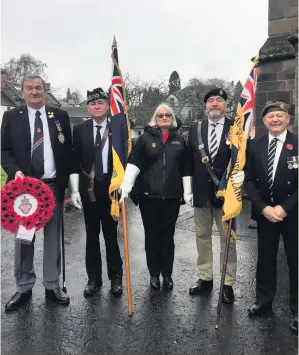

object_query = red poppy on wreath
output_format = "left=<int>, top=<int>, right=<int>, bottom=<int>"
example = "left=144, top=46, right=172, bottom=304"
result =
left=286, top=144, right=293, bottom=151
left=0, top=176, right=55, bottom=233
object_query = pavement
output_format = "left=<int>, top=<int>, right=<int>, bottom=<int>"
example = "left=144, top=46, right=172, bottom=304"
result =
left=1, top=199, right=298, bottom=355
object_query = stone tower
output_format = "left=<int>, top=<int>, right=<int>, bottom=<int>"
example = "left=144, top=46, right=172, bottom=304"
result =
left=255, top=0, right=298, bottom=136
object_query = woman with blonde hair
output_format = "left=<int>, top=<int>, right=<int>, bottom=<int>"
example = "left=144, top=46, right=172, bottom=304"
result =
left=119, top=103, right=187, bottom=290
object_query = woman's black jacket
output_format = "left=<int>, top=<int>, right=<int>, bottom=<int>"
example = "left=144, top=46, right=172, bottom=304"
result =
left=128, top=125, right=188, bottom=201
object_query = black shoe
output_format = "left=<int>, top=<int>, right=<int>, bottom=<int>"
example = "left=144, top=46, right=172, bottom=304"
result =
left=189, top=279, right=213, bottom=295
left=248, top=219, right=257, bottom=229
left=45, top=287, right=70, bottom=305
left=248, top=302, right=272, bottom=317
left=222, top=285, right=234, bottom=303
left=289, top=316, right=298, bottom=333
left=84, top=280, right=102, bottom=297
left=163, top=276, right=173, bottom=290
left=5, top=291, right=32, bottom=312
left=150, top=276, right=160, bottom=290
left=111, top=272, right=123, bottom=296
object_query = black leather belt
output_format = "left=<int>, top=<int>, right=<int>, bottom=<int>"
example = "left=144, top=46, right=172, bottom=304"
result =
left=41, top=178, right=56, bottom=184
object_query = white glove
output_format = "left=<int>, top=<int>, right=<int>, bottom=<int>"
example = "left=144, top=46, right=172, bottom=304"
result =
left=231, top=171, right=245, bottom=185
left=183, top=176, right=193, bottom=207
left=69, top=174, right=82, bottom=209
left=119, top=163, right=140, bottom=203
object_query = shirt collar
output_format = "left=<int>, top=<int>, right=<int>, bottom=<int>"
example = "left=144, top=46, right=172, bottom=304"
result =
left=269, top=129, right=287, bottom=144
left=208, top=116, right=225, bottom=126
left=93, top=117, right=107, bottom=128
left=27, top=105, right=46, bottom=115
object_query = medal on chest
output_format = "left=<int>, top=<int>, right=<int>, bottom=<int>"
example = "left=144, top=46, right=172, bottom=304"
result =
left=54, top=119, right=65, bottom=144
left=287, top=156, right=298, bottom=169
left=58, top=132, right=65, bottom=144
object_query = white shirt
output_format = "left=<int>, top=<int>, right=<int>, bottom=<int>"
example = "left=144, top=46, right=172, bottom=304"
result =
left=93, top=118, right=109, bottom=174
left=269, top=130, right=287, bottom=181
left=208, top=116, right=225, bottom=152
left=28, top=105, right=56, bottom=179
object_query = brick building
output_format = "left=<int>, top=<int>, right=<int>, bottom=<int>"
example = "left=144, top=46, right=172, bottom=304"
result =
left=255, top=0, right=298, bottom=136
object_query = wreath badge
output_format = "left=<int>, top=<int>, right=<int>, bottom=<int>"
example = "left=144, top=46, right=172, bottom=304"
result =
left=1, top=177, right=55, bottom=234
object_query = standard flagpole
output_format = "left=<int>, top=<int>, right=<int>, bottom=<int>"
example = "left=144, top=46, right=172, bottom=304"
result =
left=121, top=200, right=133, bottom=316
left=111, top=36, right=133, bottom=315
left=215, top=218, right=233, bottom=329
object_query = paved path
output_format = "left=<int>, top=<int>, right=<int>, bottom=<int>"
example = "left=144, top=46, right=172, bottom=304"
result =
left=1, top=200, right=297, bottom=355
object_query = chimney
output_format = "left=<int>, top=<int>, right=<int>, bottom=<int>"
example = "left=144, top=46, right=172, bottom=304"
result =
left=45, top=82, right=51, bottom=93
left=1, top=69, right=8, bottom=89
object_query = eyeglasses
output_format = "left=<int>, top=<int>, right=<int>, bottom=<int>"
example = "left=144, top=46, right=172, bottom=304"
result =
left=156, top=113, right=172, bottom=119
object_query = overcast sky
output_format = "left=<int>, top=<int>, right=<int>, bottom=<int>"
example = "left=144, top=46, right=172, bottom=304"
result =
left=2, top=0, right=268, bottom=97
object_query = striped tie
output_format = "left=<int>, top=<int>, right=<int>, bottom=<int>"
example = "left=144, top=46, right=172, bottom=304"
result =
left=268, top=138, right=278, bottom=201
left=31, top=111, right=44, bottom=178
left=209, top=123, right=218, bottom=161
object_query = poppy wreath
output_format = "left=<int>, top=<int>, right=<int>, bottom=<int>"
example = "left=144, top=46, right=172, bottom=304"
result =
left=1, top=177, right=55, bottom=233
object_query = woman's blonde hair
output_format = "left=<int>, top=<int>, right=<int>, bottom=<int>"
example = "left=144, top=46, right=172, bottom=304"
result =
left=148, top=103, right=177, bottom=127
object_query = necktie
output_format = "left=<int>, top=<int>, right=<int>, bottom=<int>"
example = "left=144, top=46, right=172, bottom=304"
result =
left=268, top=138, right=278, bottom=200
left=94, top=125, right=103, bottom=182
left=209, top=123, right=218, bottom=162
left=31, top=111, right=44, bottom=178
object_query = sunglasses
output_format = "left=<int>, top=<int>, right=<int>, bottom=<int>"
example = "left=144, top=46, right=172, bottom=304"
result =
left=156, top=113, right=172, bottom=119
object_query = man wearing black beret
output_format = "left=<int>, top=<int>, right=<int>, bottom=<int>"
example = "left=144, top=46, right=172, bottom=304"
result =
left=69, top=88, right=123, bottom=297
left=184, top=88, right=244, bottom=303
left=245, top=101, right=298, bottom=332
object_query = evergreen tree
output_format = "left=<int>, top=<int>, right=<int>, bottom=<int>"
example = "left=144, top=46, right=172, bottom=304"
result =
left=169, top=71, right=181, bottom=93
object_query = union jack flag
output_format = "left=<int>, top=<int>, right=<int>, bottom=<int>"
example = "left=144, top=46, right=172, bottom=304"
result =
left=217, top=54, right=259, bottom=238
left=240, top=61, right=259, bottom=139
left=108, top=37, right=131, bottom=220
left=110, top=76, right=124, bottom=116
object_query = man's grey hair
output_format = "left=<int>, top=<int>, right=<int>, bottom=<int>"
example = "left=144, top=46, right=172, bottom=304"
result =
left=21, top=74, right=46, bottom=90
left=148, top=103, right=177, bottom=127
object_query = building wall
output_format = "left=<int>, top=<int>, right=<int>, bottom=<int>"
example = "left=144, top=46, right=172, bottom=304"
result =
left=255, top=0, right=298, bottom=136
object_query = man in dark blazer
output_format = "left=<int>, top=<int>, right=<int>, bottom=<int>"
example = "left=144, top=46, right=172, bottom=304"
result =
left=184, top=88, right=244, bottom=303
left=245, top=101, right=298, bottom=332
left=70, top=87, right=123, bottom=297
left=1, top=74, right=72, bottom=311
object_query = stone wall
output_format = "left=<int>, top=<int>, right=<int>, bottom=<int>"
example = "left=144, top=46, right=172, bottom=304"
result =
left=255, top=0, right=298, bottom=137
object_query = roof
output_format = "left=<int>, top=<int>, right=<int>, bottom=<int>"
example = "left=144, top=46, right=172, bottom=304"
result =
left=1, top=80, right=61, bottom=107
left=164, top=92, right=180, bottom=100
left=62, top=106, right=90, bottom=118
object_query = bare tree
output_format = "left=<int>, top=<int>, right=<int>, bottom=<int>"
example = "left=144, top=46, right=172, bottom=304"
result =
left=71, top=90, right=83, bottom=105
left=123, top=73, right=168, bottom=125
left=3, top=54, right=47, bottom=83
left=50, top=86, right=65, bottom=100
left=175, top=78, right=243, bottom=123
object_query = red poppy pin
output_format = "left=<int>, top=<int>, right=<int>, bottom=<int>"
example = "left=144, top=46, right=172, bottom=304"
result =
left=286, top=144, right=293, bottom=151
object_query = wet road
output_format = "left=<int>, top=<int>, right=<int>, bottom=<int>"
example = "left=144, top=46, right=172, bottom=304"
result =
left=1, top=200, right=298, bottom=355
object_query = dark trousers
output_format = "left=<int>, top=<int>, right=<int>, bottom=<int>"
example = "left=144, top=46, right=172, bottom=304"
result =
left=256, top=214, right=298, bottom=314
left=82, top=177, right=122, bottom=281
left=14, top=182, right=62, bottom=292
left=139, top=198, right=180, bottom=278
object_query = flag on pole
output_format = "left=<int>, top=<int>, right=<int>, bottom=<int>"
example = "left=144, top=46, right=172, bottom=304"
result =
left=217, top=54, right=259, bottom=237
left=109, top=37, right=132, bottom=219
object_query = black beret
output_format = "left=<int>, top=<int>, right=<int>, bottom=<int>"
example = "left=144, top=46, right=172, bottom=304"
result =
left=261, top=101, right=288, bottom=117
left=204, top=88, right=227, bottom=103
left=87, top=87, right=108, bottom=104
